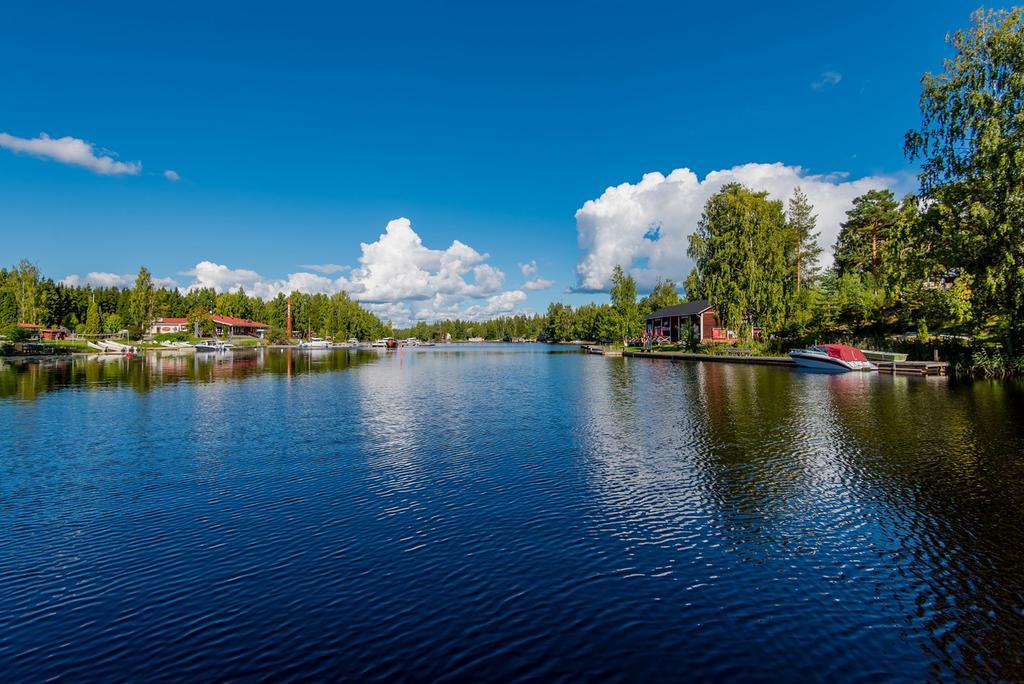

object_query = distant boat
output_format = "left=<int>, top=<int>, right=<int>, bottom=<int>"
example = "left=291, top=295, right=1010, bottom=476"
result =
left=372, top=338, right=399, bottom=349
left=195, top=340, right=234, bottom=353
left=403, top=338, right=420, bottom=346
left=789, top=344, right=876, bottom=372
left=418, top=341, right=436, bottom=347
left=467, top=336, right=484, bottom=343
left=299, top=337, right=332, bottom=349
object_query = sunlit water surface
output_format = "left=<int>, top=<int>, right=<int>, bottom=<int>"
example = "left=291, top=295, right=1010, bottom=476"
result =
left=1, top=346, right=1023, bottom=681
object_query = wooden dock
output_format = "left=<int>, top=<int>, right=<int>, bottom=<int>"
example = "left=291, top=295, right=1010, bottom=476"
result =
left=622, top=350, right=948, bottom=375
left=581, top=344, right=623, bottom=356
left=874, top=360, right=948, bottom=375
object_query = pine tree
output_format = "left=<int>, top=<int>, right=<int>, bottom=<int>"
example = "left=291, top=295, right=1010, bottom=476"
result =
left=85, top=297, right=102, bottom=337
left=786, top=187, right=822, bottom=293
left=833, top=190, right=899, bottom=276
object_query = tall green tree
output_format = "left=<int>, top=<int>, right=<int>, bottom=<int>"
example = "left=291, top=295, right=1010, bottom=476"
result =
left=127, top=267, right=155, bottom=337
left=785, top=187, right=822, bottom=293
left=11, top=259, right=40, bottom=323
left=833, top=189, right=899, bottom=276
left=84, top=297, right=102, bottom=336
left=0, top=289, right=17, bottom=328
left=544, top=302, right=574, bottom=342
left=687, top=183, right=789, bottom=333
left=609, top=265, right=641, bottom=345
left=905, top=7, right=1024, bottom=351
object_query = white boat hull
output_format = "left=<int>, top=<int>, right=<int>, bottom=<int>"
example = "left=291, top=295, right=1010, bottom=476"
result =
left=790, top=353, right=855, bottom=372
left=789, top=350, right=876, bottom=372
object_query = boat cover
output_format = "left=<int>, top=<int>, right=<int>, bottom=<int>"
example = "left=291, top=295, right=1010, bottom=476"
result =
left=819, top=344, right=869, bottom=363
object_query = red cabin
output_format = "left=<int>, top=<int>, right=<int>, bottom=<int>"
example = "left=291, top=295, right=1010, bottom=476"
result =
left=644, top=300, right=762, bottom=343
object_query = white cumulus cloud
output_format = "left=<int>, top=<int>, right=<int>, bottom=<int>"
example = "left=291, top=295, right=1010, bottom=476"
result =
left=172, top=218, right=523, bottom=326
left=519, top=261, right=538, bottom=277
left=164, top=169, right=180, bottom=182
left=0, top=132, right=141, bottom=175
left=573, top=162, right=909, bottom=292
left=346, top=217, right=504, bottom=302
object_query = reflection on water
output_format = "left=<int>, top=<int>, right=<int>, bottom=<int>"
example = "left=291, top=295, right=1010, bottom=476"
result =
left=1, top=347, right=1023, bottom=680
left=0, top=348, right=380, bottom=400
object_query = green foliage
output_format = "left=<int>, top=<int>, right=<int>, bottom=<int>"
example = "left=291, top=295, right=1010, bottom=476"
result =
left=688, top=183, right=788, bottom=334
left=639, top=277, right=681, bottom=317
left=1, top=325, right=32, bottom=343
left=0, top=289, right=17, bottom=328
left=609, top=266, right=642, bottom=344
left=127, top=267, right=155, bottom=337
left=265, top=326, right=290, bottom=345
left=785, top=187, right=823, bottom=293
left=544, top=302, right=575, bottom=342
left=84, top=298, right=102, bottom=337
left=905, top=7, right=1024, bottom=352
left=103, top=313, right=124, bottom=334
left=188, top=307, right=215, bottom=336
left=833, top=189, right=899, bottom=276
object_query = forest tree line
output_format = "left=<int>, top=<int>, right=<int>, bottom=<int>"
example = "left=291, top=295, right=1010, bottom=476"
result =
left=0, top=263, right=391, bottom=342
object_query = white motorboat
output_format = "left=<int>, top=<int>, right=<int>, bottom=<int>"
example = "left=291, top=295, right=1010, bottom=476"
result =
left=299, top=337, right=332, bottom=349
left=194, top=340, right=234, bottom=353
left=371, top=337, right=399, bottom=349
left=789, top=344, right=876, bottom=372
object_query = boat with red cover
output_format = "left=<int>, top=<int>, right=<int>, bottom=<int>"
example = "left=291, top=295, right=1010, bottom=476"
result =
left=789, top=344, right=877, bottom=372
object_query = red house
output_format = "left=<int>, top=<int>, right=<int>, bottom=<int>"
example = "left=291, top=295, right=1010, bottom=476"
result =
left=645, top=300, right=761, bottom=343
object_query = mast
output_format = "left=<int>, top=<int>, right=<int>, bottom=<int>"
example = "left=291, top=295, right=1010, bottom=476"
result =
left=287, top=296, right=292, bottom=342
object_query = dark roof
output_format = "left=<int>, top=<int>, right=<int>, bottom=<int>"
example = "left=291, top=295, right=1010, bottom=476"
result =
left=645, top=299, right=712, bottom=320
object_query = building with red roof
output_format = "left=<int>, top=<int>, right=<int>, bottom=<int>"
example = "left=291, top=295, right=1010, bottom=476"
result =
left=211, top=315, right=269, bottom=338
left=149, top=317, right=190, bottom=335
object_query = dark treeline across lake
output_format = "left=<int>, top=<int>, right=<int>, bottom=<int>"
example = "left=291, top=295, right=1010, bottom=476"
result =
left=1, top=345, right=1023, bottom=680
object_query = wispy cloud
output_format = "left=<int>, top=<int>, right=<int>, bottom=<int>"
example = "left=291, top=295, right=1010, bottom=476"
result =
left=0, top=132, right=141, bottom=175
left=299, top=263, right=350, bottom=274
left=163, top=169, right=180, bottom=182
left=811, top=70, right=842, bottom=91
left=61, top=272, right=179, bottom=289
left=523, top=278, right=554, bottom=291
left=518, top=261, right=538, bottom=277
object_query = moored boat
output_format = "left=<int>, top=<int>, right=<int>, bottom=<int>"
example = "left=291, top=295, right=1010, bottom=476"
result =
left=299, top=337, right=332, bottom=349
left=194, top=340, right=234, bottom=353
left=789, top=344, right=877, bottom=372
left=371, top=337, right=399, bottom=349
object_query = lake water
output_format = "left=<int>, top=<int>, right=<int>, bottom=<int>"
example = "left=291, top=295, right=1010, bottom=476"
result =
left=1, top=345, right=1023, bottom=681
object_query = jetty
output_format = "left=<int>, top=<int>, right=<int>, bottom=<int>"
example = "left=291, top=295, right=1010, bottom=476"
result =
left=622, top=350, right=948, bottom=375
left=581, top=344, right=623, bottom=357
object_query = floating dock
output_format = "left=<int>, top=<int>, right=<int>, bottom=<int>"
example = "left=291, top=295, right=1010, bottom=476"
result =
left=622, top=350, right=948, bottom=375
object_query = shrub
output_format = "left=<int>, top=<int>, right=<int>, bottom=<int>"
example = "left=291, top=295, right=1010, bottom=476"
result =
left=154, top=332, right=192, bottom=343
left=1, top=325, right=32, bottom=343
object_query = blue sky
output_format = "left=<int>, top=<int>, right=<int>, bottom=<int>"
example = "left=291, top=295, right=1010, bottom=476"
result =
left=0, top=1, right=981, bottom=324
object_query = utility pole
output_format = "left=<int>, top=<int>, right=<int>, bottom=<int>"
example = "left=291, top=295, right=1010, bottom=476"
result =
left=286, top=297, right=292, bottom=342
